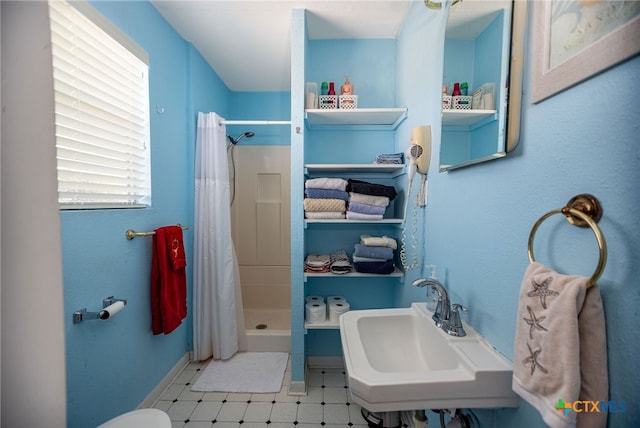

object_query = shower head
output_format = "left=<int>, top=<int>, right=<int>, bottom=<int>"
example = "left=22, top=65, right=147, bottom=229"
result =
left=227, top=131, right=255, bottom=146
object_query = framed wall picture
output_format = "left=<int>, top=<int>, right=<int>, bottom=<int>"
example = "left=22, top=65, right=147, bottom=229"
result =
left=531, top=0, right=640, bottom=104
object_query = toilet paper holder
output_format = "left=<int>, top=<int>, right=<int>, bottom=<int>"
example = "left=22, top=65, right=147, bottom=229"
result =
left=73, top=296, right=127, bottom=324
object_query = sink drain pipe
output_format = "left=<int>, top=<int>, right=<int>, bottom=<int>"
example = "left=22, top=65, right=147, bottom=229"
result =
left=430, top=409, right=475, bottom=428
left=360, top=409, right=401, bottom=428
left=400, top=410, right=427, bottom=427
left=362, top=408, right=474, bottom=428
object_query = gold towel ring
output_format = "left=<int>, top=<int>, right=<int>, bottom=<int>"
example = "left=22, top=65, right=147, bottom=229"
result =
left=528, top=195, right=607, bottom=287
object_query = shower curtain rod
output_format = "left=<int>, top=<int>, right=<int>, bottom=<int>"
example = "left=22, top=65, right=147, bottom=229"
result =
left=219, top=120, right=291, bottom=126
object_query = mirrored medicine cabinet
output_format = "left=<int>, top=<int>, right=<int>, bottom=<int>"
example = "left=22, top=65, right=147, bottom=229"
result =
left=439, top=0, right=525, bottom=172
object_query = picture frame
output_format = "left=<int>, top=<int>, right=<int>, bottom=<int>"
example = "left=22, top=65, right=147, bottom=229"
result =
left=531, top=1, right=640, bottom=104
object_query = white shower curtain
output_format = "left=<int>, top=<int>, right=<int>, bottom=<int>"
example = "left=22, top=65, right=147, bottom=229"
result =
left=193, top=112, right=246, bottom=361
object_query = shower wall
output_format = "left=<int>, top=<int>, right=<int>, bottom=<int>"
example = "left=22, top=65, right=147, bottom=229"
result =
left=230, top=145, right=291, bottom=336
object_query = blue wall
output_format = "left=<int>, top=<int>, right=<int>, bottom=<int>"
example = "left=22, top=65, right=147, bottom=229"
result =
left=60, top=2, right=229, bottom=426
left=228, top=91, right=291, bottom=146
left=57, top=1, right=639, bottom=427
left=396, top=2, right=640, bottom=427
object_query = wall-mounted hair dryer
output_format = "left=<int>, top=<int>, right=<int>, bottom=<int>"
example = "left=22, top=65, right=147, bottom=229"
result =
left=405, top=125, right=431, bottom=208
left=401, top=125, right=432, bottom=271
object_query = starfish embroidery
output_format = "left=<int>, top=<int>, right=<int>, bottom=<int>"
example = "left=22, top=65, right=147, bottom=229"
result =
left=522, top=342, right=548, bottom=376
left=523, top=305, right=548, bottom=339
left=527, top=276, right=559, bottom=309
left=171, top=238, right=181, bottom=259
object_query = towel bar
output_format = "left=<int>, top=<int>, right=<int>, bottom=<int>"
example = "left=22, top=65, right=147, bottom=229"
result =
left=527, top=194, right=607, bottom=287
left=126, top=224, right=188, bottom=240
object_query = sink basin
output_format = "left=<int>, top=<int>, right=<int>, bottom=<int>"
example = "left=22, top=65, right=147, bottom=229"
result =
left=339, top=303, right=518, bottom=412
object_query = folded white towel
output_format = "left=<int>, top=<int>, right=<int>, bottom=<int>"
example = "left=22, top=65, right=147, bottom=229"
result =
left=305, top=177, right=348, bottom=191
left=348, top=192, right=390, bottom=207
left=360, top=235, right=397, bottom=250
left=304, top=211, right=345, bottom=219
left=512, top=262, right=607, bottom=428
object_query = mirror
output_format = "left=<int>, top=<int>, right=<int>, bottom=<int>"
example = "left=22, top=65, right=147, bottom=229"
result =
left=439, top=0, right=525, bottom=172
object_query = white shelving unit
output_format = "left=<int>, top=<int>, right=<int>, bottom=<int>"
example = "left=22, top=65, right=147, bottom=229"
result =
left=302, top=108, right=407, bottom=330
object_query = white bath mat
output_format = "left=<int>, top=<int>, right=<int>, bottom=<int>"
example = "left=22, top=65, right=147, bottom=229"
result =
left=191, top=352, right=288, bottom=393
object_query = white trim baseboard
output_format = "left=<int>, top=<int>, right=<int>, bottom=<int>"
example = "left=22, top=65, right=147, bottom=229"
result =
left=138, top=352, right=190, bottom=409
left=307, top=356, right=344, bottom=369
left=288, top=380, right=307, bottom=395
left=288, top=356, right=345, bottom=396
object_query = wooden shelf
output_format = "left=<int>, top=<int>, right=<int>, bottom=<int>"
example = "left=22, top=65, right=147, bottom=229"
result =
left=305, top=108, right=407, bottom=129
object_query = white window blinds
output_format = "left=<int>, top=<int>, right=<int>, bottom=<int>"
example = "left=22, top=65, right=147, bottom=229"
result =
left=49, top=0, right=151, bottom=209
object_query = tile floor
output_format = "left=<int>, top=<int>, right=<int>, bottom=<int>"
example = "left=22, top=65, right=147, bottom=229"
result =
left=153, top=356, right=377, bottom=428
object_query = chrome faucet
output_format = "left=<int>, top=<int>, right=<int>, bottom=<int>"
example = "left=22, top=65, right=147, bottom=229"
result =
left=412, top=277, right=467, bottom=336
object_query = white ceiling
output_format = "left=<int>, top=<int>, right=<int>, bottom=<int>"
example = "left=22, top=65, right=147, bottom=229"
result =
left=151, top=0, right=510, bottom=92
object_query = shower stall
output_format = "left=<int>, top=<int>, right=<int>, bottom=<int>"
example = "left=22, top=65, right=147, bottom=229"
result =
left=229, top=142, right=291, bottom=352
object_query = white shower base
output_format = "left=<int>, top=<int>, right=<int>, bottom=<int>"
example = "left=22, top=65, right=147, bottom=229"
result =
left=244, top=309, right=291, bottom=352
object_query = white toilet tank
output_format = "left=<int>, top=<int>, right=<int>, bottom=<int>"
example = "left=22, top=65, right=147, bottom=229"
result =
left=97, top=409, right=170, bottom=428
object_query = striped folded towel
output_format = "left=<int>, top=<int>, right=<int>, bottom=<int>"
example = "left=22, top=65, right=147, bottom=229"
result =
left=330, top=250, right=353, bottom=275
left=303, top=198, right=346, bottom=213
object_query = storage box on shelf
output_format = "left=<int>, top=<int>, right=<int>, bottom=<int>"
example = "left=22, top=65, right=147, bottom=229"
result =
left=338, top=95, right=358, bottom=109
left=452, top=95, right=472, bottom=110
left=318, top=95, right=338, bottom=109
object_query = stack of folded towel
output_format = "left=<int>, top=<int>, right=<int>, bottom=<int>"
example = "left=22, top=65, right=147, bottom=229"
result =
left=304, top=254, right=330, bottom=273
left=304, top=178, right=348, bottom=219
left=329, top=250, right=353, bottom=275
left=353, top=235, right=397, bottom=274
left=374, top=152, right=404, bottom=165
left=346, top=179, right=397, bottom=221
left=304, top=250, right=353, bottom=275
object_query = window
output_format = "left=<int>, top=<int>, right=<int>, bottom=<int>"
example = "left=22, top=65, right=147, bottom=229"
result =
left=49, top=0, right=151, bottom=209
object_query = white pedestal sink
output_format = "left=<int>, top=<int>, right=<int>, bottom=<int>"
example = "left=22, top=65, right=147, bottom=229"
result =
left=339, top=303, right=518, bottom=412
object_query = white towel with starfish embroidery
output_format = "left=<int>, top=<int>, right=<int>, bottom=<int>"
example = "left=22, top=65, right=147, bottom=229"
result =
left=512, top=262, right=607, bottom=428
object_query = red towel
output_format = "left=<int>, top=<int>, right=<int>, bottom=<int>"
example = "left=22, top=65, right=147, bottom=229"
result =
left=151, top=226, right=187, bottom=335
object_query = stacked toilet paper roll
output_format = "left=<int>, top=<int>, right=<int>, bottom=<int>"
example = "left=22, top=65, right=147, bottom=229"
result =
left=305, top=296, right=326, bottom=324
left=305, top=295, right=351, bottom=324
left=327, top=295, right=350, bottom=323
left=329, top=301, right=350, bottom=323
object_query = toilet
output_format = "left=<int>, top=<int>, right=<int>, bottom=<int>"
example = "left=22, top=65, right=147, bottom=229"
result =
left=97, top=409, right=170, bottom=428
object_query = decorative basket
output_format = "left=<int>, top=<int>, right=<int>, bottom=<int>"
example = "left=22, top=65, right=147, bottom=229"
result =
left=318, top=95, right=338, bottom=109
left=453, top=95, right=472, bottom=110
left=339, top=95, right=358, bottom=109
left=442, top=95, right=452, bottom=110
